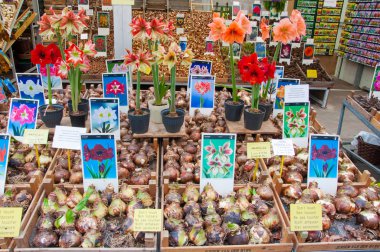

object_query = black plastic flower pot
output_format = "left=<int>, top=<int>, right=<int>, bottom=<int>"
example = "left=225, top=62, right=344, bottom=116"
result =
left=244, top=105, right=266, bottom=130
left=69, top=111, right=87, bottom=128
left=38, top=104, right=64, bottom=128
left=68, top=98, right=89, bottom=119
left=224, top=98, right=244, bottom=121
left=259, top=101, right=273, bottom=121
left=128, top=108, right=150, bottom=134
left=161, top=108, right=185, bottom=133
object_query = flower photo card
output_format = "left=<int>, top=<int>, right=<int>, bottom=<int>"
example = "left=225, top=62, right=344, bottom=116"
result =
left=283, top=102, right=310, bottom=148
left=89, top=98, right=120, bottom=140
left=179, top=37, right=187, bottom=51
left=231, top=42, right=242, bottom=59
left=205, top=38, right=215, bottom=55
left=37, top=64, right=63, bottom=90
left=269, top=66, right=284, bottom=102
left=94, top=35, right=107, bottom=57
left=307, top=134, right=340, bottom=196
left=101, top=0, right=112, bottom=11
left=232, top=1, right=240, bottom=18
left=302, top=43, right=315, bottom=65
left=187, top=59, right=212, bottom=92
left=189, top=75, right=215, bottom=117
left=16, top=73, right=45, bottom=106
left=80, top=134, right=118, bottom=191
left=78, top=0, right=89, bottom=10
left=97, top=12, right=110, bottom=36
left=273, top=78, right=300, bottom=117
left=0, top=84, right=7, bottom=104
left=7, top=98, right=39, bottom=141
left=247, top=24, right=258, bottom=42
left=0, top=134, right=10, bottom=194
left=279, top=43, right=292, bottom=64
left=200, top=133, right=237, bottom=196
left=255, top=41, right=266, bottom=58
left=105, top=59, right=131, bottom=90
left=102, top=73, right=129, bottom=111
left=370, top=64, right=380, bottom=98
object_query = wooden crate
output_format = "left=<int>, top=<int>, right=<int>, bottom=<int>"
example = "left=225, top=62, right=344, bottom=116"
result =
left=272, top=181, right=380, bottom=252
left=161, top=181, right=296, bottom=251
left=296, top=63, right=335, bottom=88
left=346, top=94, right=380, bottom=130
left=14, top=179, right=158, bottom=251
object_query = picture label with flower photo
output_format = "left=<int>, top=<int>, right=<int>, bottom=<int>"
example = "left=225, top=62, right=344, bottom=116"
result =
left=247, top=25, right=258, bottom=42
left=102, top=73, right=128, bottom=111
left=80, top=134, right=118, bottom=191
left=252, top=3, right=261, bottom=20
left=200, top=133, right=237, bottom=196
left=269, top=66, right=284, bottom=101
left=279, top=43, right=292, bottom=64
left=189, top=75, right=215, bottom=116
left=6, top=98, right=39, bottom=141
left=232, top=2, right=240, bottom=18
left=283, top=102, right=310, bottom=148
left=94, top=35, right=107, bottom=57
left=37, top=64, right=63, bottom=90
left=89, top=98, right=120, bottom=140
left=273, top=78, right=300, bottom=117
left=0, top=134, right=10, bottom=194
left=0, top=84, right=7, bottom=104
left=231, top=42, right=241, bottom=59
left=97, top=12, right=110, bottom=35
left=187, top=59, right=212, bottom=92
left=307, top=134, right=339, bottom=196
left=106, top=59, right=131, bottom=89
left=302, top=43, right=315, bottom=65
left=176, top=13, right=184, bottom=28
left=102, top=0, right=112, bottom=10
left=255, top=41, right=266, bottom=58
left=370, top=64, right=380, bottom=98
left=16, top=73, right=45, bottom=106
left=205, top=39, right=214, bottom=55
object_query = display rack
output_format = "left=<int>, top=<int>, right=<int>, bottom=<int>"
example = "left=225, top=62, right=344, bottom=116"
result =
left=294, top=0, right=318, bottom=40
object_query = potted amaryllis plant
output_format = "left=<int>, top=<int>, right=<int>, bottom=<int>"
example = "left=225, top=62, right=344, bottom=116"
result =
left=161, top=42, right=194, bottom=133
left=31, top=43, right=64, bottom=128
left=130, top=16, right=174, bottom=123
left=208, top=11, right=251, bottom=121
left=38, top=8, right=96, bottom=127
left=124, top=49, right=153, bottom=134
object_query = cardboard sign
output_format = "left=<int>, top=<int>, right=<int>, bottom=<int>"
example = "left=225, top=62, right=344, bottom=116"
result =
left=23, top=129, right=49, bottom=145
left=133, top=209, right=163, bottom=232
left=247, top=142, right=271, bottom=159
left=290, top=204, right=322, bottom=231
left=284, top=84, right=309, bottom=103
left=307, top=69, right=318, bottom=79
left=52, top=126, right=87, bottom=150
left=0, top=208, right=23, bottom=237
left=271, top=139, right=295, bottom=156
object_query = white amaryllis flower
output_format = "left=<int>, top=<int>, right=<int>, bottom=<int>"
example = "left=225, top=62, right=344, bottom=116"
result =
left=92, top=106, right=117, bottom=124
left=20, top=80, right=42, bottom=97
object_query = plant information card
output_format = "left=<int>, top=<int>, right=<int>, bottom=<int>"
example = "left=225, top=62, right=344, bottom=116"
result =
left=290, top=204, right=322, bottom=231
left=0, top=207, right=23, bottom=237
left=133, top=209, right=163, bottom=232
left=53, top=126, right=87, bottom=150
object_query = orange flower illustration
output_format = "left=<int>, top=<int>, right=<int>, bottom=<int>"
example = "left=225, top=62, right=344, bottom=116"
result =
left=304, top=47, right=314, bottom=57
left=277, top=85, right=285, bottom=99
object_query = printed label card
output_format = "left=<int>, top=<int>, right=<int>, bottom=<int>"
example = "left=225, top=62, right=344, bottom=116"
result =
left=187, top=59, right=212, bottom=92
left=179, top=37, right=187, bottom=51
left=269, top=66, right=285, bottom=102
left=252, top=2, right=261, bottom=20
left=102, top=73, right=129, bottom=111
left=105, top=59, right=131, bottom=90
left=0, top=84, right=7, bottom=104
left=176, top=13, right=185, bottom=28
left=78, top=0, right=89, bottom=10
left=279, top=43, right=292, bottom=64
left=0, top=134, right=10, bottom=195
left=189, top=75, right=215, bottom=116
left=200, top=133, right=237, bottom=196
left=230, top=42, right=241, bottom=59
left=370, top=64, right=380, bottom=98
left=7, top=99, right=39, bottom=141
left=205, top=38, right=215, bottom=55
left=37, top=64, right=63, bottom=90
left=273, top=78, right=300, bottom=117
left=307, top=134, right=340, bottom=196
left=97, top=12, right=110, bottom=36
left=302, top=43, right=315, bottom=65
left=16, top=73, right=45, bottom=106
left=284, top=84, right=309, bottom=103
left=89, top=98, right=120, bottom=140
left=102, top=0, right=112, bottom=10
left=283, top=102, right=310, bottom=148
left=232, top=1, right=240, bottom=18
left=247, top=22, right=258, bottom=42
left=255, top=41, right=266, bottom=58
left=292, top=35, right=301, bottom=48
left=81, top=134, right=118, bottom=191
left=53, top=126, right=87, bottom=150
left=2, top=78, right=17, bottom=94
left=261, top=11, right=270, bottom=19
left=94, top=35, right=107, bottom=57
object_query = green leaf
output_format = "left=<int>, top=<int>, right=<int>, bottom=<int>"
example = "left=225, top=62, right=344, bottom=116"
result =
left=43, top=198, right=49, bottom=208
left=74, top=186, right=94, bottom=212
left=102, top=165, right=112, bottom=178
left=251, top=188, right=257, bottom=195
left=66, top=209, right=75, bottom=224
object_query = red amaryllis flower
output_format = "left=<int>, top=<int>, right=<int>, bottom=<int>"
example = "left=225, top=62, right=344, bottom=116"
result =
left=45, top=43, right=61, bottom=64
left=260, top=58, right=276, bottom=81
left=130, top=16, right=151, bottom=40
left=31, top=44, right=51, bottom=67
left=311, top=144, right=337, bottom=161
left=244, top=64, right=265, bottom=85
left=194, top=81, right=211, bottom=95
left=106, top=80, right=125, bottom=95
left=150, top=18, right=165, bottom=40
left=83, top=144, right=114, bottom=162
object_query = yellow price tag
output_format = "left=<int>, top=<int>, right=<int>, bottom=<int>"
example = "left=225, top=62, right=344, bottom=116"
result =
left=133, top=209, right=163, bottom=232
left=247, top=142, right=271, bottom=159
left=0, top=208, right=23, bottom=237
left=307, top=69, right=318, bottom=79
left=112, top=0, right=134, bottom=5
left=290, top=204, right=322, bottom=231
left=23, top=129, right=49, bottom=145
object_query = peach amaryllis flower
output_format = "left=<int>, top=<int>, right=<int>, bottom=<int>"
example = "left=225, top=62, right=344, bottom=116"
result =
left=65, top=44, right=84, bottom=66
left=150, top=18, right=165, bottom=41
left=235, top=11, right=251, bottom=35
left=130, top=16, right=151, bottom=41
left=272, top=18, right=298, bottom=44
left=290, top=10, right=306, bottom=38
left=260, top=18, right=270, bottom=41
left=124, top=49, right=153, bottom=75
left=208, top=17, right=226, bottom=41
left=222, top=21, right=245, bottom=44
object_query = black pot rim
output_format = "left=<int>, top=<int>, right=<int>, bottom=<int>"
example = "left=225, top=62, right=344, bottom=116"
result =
left=68, top=98, right=88, bottom=104
left=225, top=98, right=244, bottom=105
left=244, top=106, right=265, bottom=114
left=39, top=104, right=64, bottom=110
left=128, top=108, right=150, bottom=116
left=69, top=111, right=87, bottom=116
left=161, top=108, right=185, bottom=117
left=259, top=100, right=273, bottom=106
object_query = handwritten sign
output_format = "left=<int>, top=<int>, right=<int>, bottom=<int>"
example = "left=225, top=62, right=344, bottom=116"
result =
left=133, top=209, right=163, bottom=232
left=52, top=126, right=87, bottom=150
left=23, top=129, right=49, bottom=145
left=271, top=139, right=295, bottom=156
left=112, top=0, right=134, bottom=5
left=247, top=142, right=271, bottom=159
left=307, top=69, right=318, bottom=79
left=290, top=204, right=322, bottom=231
left=0, top=208, right=23, bottom=237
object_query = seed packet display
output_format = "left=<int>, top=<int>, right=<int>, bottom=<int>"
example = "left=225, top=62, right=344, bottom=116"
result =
left=255, top=41, right=266, bottom=59
left=279, top=43, right=292, bottom=64
left=189, top=75, right=215, bottom=117
left=97, top=12, right=110, bottom=36
left=370, top=64, right=380, bottom=98
left=94, top=35, right=107, bottom=57
left=81, top=134, right=118, bottom=191
left=102, top=73, right=128, bottom=112
left=200, top=133, right=237, bottom=196
left=7, top=98, right=39, bottom=141
left=89, top=98, right=120, bottom=140
left=16, top=73, right=45, bottom=106
left=283, top=102, right=310, bottom=148
left=0, top=134, right=10, bottom=195
left=307, top=134, right=339, bottom=196
left=273, top=78, right=300, bottom=117
left=187, top=60, right=212, bottom=92
left=269, top=66, right=285, bottom=101
left=302, top=43, right=315, bottom=65
left=37, top=64, right=63, bottom=90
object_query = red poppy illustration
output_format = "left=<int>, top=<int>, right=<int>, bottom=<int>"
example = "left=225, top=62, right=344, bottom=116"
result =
left=83, top=144, right=114, bottom=162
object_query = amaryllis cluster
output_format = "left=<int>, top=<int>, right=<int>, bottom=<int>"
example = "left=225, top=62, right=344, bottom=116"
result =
left=31, top=44, right=61, bottom=67
left=130, top=16, right=175, bottom=42
left=164, top=183, right=281, bottom=247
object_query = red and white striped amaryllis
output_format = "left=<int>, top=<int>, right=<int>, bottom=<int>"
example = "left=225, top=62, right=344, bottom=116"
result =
left=149, top=18, right=165, bottom=41
left=65, top=44, right=84, bottom=67
left=130, top=16, right=151, bottom=41
left=194, top=81, right=211, bottom=95
left=124, top=49, right=153, bottom=75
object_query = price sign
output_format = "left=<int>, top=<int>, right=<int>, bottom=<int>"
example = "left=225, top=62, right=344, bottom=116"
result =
left=271, top=139, right=295, bottom=156
left=307, top=69, right=318, bottom=79
left=247, top=142, right=271, bottom=159
left=23, top=129, right=49, bottom=145
left=133, top=209, right=163, bottom=232
left=290, top=204, right=322, bottom=231
left=0, top=208, right=23, bottom=237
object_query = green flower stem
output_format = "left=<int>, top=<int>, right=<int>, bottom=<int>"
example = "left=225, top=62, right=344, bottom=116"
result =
left=262, top=79, right=271, bottom=100
left=229, top=44, right=237, bottom=102
left=136, top=71, right=141, bottom=112
left=251, top=84, right=260, bottom=110
left=46, top=64, right=52, bottom=106
left=200, top=95, right=204, bottom=108
left=56, top=31, right=65, bottom=61
left=152, top=41, right=161, bottom=105
left=273, top=41, right=281, bottom=63
left=169, top=66, right=176, bottom=114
